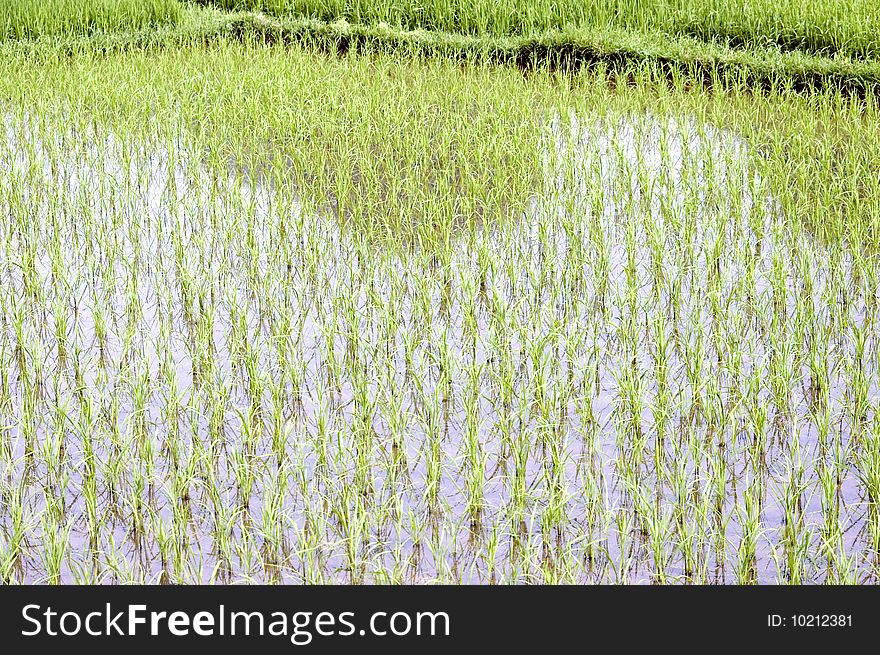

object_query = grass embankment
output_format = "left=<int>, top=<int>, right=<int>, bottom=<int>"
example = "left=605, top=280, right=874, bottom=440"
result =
left=218, top=13, right=880, bottom=97
left=197, top=0, right=880, bottom=59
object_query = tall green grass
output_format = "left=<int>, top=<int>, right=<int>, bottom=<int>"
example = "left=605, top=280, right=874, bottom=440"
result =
left=1, top=0, right=182, bottom=41
left=198, top=0, right=880, bottom=59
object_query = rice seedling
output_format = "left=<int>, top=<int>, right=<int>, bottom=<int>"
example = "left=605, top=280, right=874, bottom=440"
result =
left=1, top=0, right=181, bottom=41
left=1, top=4, right=879, bottom=585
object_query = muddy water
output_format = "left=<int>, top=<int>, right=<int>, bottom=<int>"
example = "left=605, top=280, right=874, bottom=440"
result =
left=0, top=111, right=875, bottom=583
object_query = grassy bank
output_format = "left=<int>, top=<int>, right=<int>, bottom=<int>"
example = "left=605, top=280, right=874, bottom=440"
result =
left=221, top=13, right=880, bottom=97
left=196, top=0, right=880, bottom=60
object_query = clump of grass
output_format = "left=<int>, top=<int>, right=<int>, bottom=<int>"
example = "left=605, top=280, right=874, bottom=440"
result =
left=0, top=0, right=182, bottom=41
left=197, top=0, right=880, bottom=60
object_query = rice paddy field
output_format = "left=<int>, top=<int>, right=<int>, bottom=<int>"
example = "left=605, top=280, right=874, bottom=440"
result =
left=1, top=2, right=880, bottom=585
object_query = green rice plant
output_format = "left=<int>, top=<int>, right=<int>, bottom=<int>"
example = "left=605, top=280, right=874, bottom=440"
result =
left=1, top=0, right=182, bottom=41
left=1, top=35, right=879, bottom=585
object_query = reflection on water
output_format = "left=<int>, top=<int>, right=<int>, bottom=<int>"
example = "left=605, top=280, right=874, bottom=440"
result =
left=0, top=110, right=875, bottom=583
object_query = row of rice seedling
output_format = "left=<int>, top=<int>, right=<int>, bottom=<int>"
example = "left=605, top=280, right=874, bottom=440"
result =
left=1, top=40, right=878, bottom=584
left=0, top=0, right=182, bottom=41
left=195, top=0, right=880, bottom=59
left=6, top=3, right=878, bottom=105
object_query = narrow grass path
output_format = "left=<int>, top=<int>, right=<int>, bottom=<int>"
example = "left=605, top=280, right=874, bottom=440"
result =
left=194, top=0, right=880, bottom=61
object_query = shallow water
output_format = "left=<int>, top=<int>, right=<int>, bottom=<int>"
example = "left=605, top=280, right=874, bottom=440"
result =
left=0, top=109, right=876, bottom=584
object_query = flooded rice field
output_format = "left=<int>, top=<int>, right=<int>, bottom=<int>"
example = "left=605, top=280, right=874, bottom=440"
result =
left=0, top=108, right=877, bottom=584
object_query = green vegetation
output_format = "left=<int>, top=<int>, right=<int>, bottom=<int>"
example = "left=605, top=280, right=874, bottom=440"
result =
left=197, top=0, right=880, bottom=59
left=0, top=0, right=878, bottom=586
left=1, top=38, right=879, bottom=583
left=214, top=13, right=880, bottom=98
left=1, top=0, right=182, bottom=40
left=2, top=2, right=879, bottom=99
